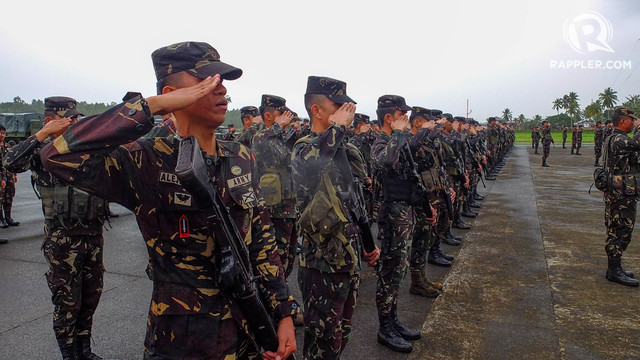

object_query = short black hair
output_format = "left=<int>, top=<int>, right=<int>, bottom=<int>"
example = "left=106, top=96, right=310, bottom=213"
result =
left=0, top=124, right=5, bottom=132
left=304, top=93, right=327, bottom=119
left=377, top=107, right=396, bottom=127
left=156, top=72, right=186, bottom=95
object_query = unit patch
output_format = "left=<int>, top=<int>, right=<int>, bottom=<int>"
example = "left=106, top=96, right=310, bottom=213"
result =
left=227, top=173, right=252, bottom=188
left=231, top=165, right=242, bottom=176
left=174, top=192, right=192, bottom=206
left=179, top=215, right=189, bottom=238
left=241, top=190, right=257, bottom=207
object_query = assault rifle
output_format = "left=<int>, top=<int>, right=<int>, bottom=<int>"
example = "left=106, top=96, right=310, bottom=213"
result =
left=175, top=136, right=292, bottom=359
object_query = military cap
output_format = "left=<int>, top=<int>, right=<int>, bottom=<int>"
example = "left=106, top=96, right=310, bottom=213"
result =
left=377, top=95, right=411, bottom=111
left=410, top=107, right=435, bottom=121
left=454, top=116, right=467, bottom=123
left=430, top=109, right=443, bottom=118
left=303, top=118, right=310, bottom=124
left=442, top=113, right=454, bottom=122
left=261, top=94, right=291, bottom=113
left=541, top=120, right=549, bottom=124
left=468, top=118, right=476, bottom=125
left=371, top=119, right=379, bottom=126
left=151, top=41, right=242, bottom=81
left=578, top=124, right=584, bottom=128
left=305, top=76, right=356, bottom=104
left=44, top=96, right=84, bottom=118
left=613, top=106, right=637, bottom=119
left=353, top=113, right=370, bottom=126
left=487, top=116, right=497, bottom=123
left=240, top=106, right=260, bottom=117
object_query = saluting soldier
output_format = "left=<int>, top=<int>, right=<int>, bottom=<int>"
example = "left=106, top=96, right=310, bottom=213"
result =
left=594, top=121, right=604, bottom=166
left=562, top=125, right=568, bottom=149
left=235, top=105, right=262, bottom=148
left=541, top=120, right=554, bottom=167
left=40, top=41, right=297, bottom=360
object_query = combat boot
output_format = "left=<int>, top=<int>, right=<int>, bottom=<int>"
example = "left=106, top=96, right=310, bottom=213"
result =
left=473, top=191, right=484, bottom=201
left=571, top=149, right=574, bottom=154
left=77, top=336, right=103, bottom=360
left=461, top=203, right=477, bottom=218
left=428, top=249, right=452, bottom=267
left=542, top=162, right=550, bottom=167
left=437, top=248, right=454, bottom=261
left=391, top=304, right=421, bottom=340
left=378, top=314, right=413, bottom=353
left=410, top=269, right=440, bottom=298
left=4, top=205, right=19, bottom=226
left=58, top=340, right=79, bottom=360
left=576, top=151, right=582, bottom=155
left=446, top=231, right=462, bottom=242
left=469, top=198, right=481, bottom=208
left=452, top=217, right=471, bottom=229
left=441, top=235, right=461, bottom=246
left=485, top=174, right=496, bottom=181
left=0, top=212, right=8, bottom=228
left=605, top=257, right=639, bottom=287
left=594, top=161, right=600, bottom=167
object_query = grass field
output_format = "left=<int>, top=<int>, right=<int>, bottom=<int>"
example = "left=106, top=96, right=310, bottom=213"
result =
left=514, top=130, right=594, bottom=144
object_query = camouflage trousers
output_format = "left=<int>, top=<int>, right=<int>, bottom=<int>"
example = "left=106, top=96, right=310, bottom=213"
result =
left=410, top=205, right=435, bottom=270
left=604, top=193, right=637, bottom=258
left=562, top=134, right=567, bottom=148
left=272, top=217, right=297, bottom=278
left=534, top=139, right=539, bottom=152
left=595, top=141, right=603, bottom=163
left=542, top=141, right=551, bottom=163
left=42, top=234, right=104, bottom=345
left=298, top=267, right=360, bottom=360
left=1, top=180, right=15, bottom=205
left=376, top=201, right=413, bottom=318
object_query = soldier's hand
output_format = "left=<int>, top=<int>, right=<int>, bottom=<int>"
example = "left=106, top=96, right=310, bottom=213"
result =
left=391, top=115, right=410, bottom=131
left=36, top=117, right=74, bottom=141
left=482, top=155, right=487, bottom=164
left=0, top=180, right=5, bottom=189
left=146, top=75, right=220, bottom=115
left=263, top=316, right=296, bottom=360
left=421, top=121, right=436, bottom=130
left=364, top=245, right=381, bottom=267
left=450, top=187, right=456, bottom=203
left=252, top=116, right=264, bottom=125
left=275, top=111, right=294, bottom=128
left=329, top=103, right=356, bottom=127
left=427, top=204, right=437, bottom=226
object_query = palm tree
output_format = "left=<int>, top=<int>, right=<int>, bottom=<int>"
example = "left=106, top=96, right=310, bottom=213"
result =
left=567, top=101, right=581, bottom=128
left=624, top=94, right=639, bottom=112
left=584, top=100, right=603, bottom=122
left=552, top=98, right=563, bottom=114
left=502, top=108, right=512, bottom=122
left=598, top=87, right=618, bottom=110
left=562, top=95, right=570, bottom=110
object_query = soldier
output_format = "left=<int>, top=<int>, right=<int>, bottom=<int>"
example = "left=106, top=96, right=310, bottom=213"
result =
left=602, top=107, right=640, bottom=287
left=4, top=97, right=106, bottom=360
left=0, top=125, right=19, bottom=227
left=371, top=94, right=421, bottom=353
left=562, top=125, right=568, bottom=149
left=41, top=41, right=296, bottom=360
left=575, top=124, right=584, bottom=155
left=604, top=120, right=614, bottom=138
left=531, top=127, right=536, bottom=148
left=541, top=120, right=554, bottom=167
left=144, top=113, right=176, bottom=139
left=300, top=118, right=311, bottom=137
left=235, top=105, right=262, bottom=148
left=570, top=125, right=578, bottom=154
left=594, top=121, right=604, bottom=166
left=252, top=94, right=298, bottom=277
left=293, top=75, right=380, bottom=360
left=533, top=126, right=541, bottom=154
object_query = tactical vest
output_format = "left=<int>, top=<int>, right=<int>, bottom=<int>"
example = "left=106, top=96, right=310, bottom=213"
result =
left=440, top=140, right=462, bottom=176
left=415, top=140, right=445, bottom=192
left=37, top=181, right=107, bottom=229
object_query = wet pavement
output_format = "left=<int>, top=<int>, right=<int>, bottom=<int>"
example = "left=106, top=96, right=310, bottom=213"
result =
left=1, top=144, right=638, bottom=359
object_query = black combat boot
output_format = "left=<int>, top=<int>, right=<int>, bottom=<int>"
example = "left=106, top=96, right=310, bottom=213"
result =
left=4, top=205, right=19, bottom=226
left=0, top=211, right=7, bottom=229
left=409, top=269, right=441, bottom=298
left=570, top=149, right=574, bottom=154
left=605, top=257, right=639, bottom=287
left=446, top=230, right=462, bottom=242
left=428, top=249, right=452, bottom=267
left=485, top=173, right=496, bottom=181
left=77, top=336, right=103, bottom=360
left=437, top=247, right=454, bottom=261
left=469, top=198, right=481, bottom=208
left=391, top=304, right=421, bottom=340
left=378, top=314, right=413, bottom=353
left=58, top=340, right=79, bottom=360
left=461, top=203, right=478, bottom=218
left=542, top=162, right=550, bottom=167
left=452, top=216, right=471, bottom=229
left=576, top=151, right=582, bottom=155
left=441, top=235, right=460, bottom=246
left=473, top=190, right=484, bottom=201
left=0, top=238, right=7, bottom=244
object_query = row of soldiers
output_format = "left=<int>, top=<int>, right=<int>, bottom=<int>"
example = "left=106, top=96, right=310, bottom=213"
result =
left=216, top=87, right=514, bottom=355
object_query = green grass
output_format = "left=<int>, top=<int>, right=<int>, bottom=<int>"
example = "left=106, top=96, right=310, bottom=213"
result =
left=515, top=130, right=594, bottom=144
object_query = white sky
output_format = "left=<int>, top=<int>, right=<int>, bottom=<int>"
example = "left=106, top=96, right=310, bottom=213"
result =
left=1, top=0, right=639, bottom=122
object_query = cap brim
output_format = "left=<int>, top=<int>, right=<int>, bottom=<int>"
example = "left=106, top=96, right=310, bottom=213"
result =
left=398, top=104, right=412, bottom=112
left=61, top=108, right=84, bottom=118
left=327, top=94, right=357, bottom=105
left=190, top=61, right=243, bottom=80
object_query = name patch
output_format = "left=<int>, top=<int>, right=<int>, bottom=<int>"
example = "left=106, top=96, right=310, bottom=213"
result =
left=227, top=174, right=252, bottom=188
left=159, top=172, right=181, bottom=186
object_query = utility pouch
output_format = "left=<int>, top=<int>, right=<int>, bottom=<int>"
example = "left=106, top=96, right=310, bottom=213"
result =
left=71, top=188, right=90, bottom=218
left=259, top=173, right=282, bottom=206
left=298, top=173, right=349, bottom=237
left=39, top=186, right=56, bottom=220
left=53, top=185, right=70, bottom=217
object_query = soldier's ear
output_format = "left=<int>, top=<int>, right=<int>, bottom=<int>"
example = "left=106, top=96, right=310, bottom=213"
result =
left=310, top=103, right=321, bottom=121
left=161, top=85, right=177, bottom=95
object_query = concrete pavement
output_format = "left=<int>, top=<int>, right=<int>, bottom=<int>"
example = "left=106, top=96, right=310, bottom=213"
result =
left=1, top=144, right=639, bottom=359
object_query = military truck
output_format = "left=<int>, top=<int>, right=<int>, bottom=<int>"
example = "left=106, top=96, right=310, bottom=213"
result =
left=0, top=112, right=44, bottom=143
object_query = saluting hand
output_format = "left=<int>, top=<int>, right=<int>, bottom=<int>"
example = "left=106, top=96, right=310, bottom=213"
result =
left=391, top=115, right=410, bottom=131
left=421, top=121, right=436, bottom=130
left=329, top=103, right=356, bottom=127
left=36, top=117, right=74, bottom=141
left=146, top=75, right=220, bottom=115
left=252, top=115, right=264, bottom=125
left=275, top=111, right=295, bottom=128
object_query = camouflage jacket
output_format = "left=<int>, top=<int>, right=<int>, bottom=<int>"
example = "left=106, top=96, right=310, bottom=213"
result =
left=216, top=131, right=237, bottom=142
left=438, top=130, right=464, bottom=179
left=604, top=128, right=640, bottom=197
left=251, top=123, right=298, bottom=218
left=562, top=129, right=568, bottom=138
left=236, top=123, right=261, bottom=148
left=40, top=95, right=295, bottom=323
left=348, top=131, right=375, bottom=176
left=4, top=135, right=104, bottom=235
left=0, top=142, right=16, bottom=183
left=541, top=127, right=553, bottom=143
left=594, top=127, right=604, bottom=146
left=143, top=117, right=176, bottom=139
left=531, top=130, right=541, bottom=141
left=487, top=124, right=499, bottom=148
left=292, top=124, right=363, bottom=274
left=409, top=126, right=449, bottom=193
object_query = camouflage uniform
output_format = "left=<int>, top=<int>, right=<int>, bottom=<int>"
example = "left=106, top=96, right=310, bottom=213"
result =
left=235, top=106, right=261, bottom=148
left=217, top=128, right=237, bottom=141
left=533, top=129, right=541, bottom=153
left=594, top=124, right=604, bottom=166
left=3, top=97, right=106, bottom=359
left=0, top=141, right=19, bottom=226
left=252, top=95, right=298, bottom=277
left=570, top=127, right=578, bottom=154
left=293, top=76, right=364, bottom=359
left=575, top=127, right=583, bottom=154
left=541, top=125, right=553, bottom=165
left=562, top=127, right=568, bottom=148
left=41, top=42, right=296, bottom=359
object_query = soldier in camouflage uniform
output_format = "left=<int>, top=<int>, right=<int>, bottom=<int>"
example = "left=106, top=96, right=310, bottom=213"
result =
left=348, top=113, right=375, bottom=218
left=0, top=125, right=19, bottom=228
left=252, top=95, right=299, bottom=277
left=604, top=120, right=614, bottom=138
left=594, top=121, right=604, bottom=166
left=575, top=125, right=584, bottom=155
left=372, top=95, right=421, bottom=353
left=4, top=97, right=105, bottom=360
left=217, top=123, right=237, bottom=141
left=570, top=125, right=578, bottom=154
left=601, top=107, right=640, bottom=287
left=532, top=126, right=541, bottom=154
left=485, top=117, right=500, bottom=180
left=40, top=41, right=297, bottom=360
left=562, top=125, right=568, bottom=149
left=293, top=75, right=380, bottom=360
left=541, top=120, right=554, bottom=167
left=236, top=106, right=262, bottom=148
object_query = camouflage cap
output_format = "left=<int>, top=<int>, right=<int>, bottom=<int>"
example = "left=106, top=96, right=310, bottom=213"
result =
left=613, top=106, right=637, bottom=119
left=371, top=119, right=380, bottom=126
left=430, top=109, right=443, bottom=118
left=151, top=41, right=242, bottom=81
left=240, top=106, right=260, bottom=117
left=454, top=116, right=467, bottom=123
left=305, top=76, right=356, bottom=105
left=487, top=116, right=497, bottom=123
left=468, top=118, right=476, bottom=125
left=442, top=113, right=454, bottom=122
left=377, top=95, right=411, bottom=112
left=410, top=106, right=436, bottom=121
left=353, top=113, right=370, bottom=126
left=44, top=96, right=84, bottom=118
left=261, top=94, right=291, bottom=113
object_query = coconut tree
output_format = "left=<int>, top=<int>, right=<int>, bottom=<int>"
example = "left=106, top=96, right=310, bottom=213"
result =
left=502, top=108, right=512, bottom=122
left=584, top=100, right=603, bottom=122
left=567, top=101, right=581, bottom=128
left=598, top=87, right=618, bottom=110
left=552, top=98, right=563, bottom=114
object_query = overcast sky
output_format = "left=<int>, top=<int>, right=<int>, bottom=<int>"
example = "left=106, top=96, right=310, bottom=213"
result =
left=1, top=0, right=639, bottom=122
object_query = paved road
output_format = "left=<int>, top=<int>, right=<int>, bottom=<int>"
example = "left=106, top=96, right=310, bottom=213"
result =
left=0, top=144, right=638, bottom=359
